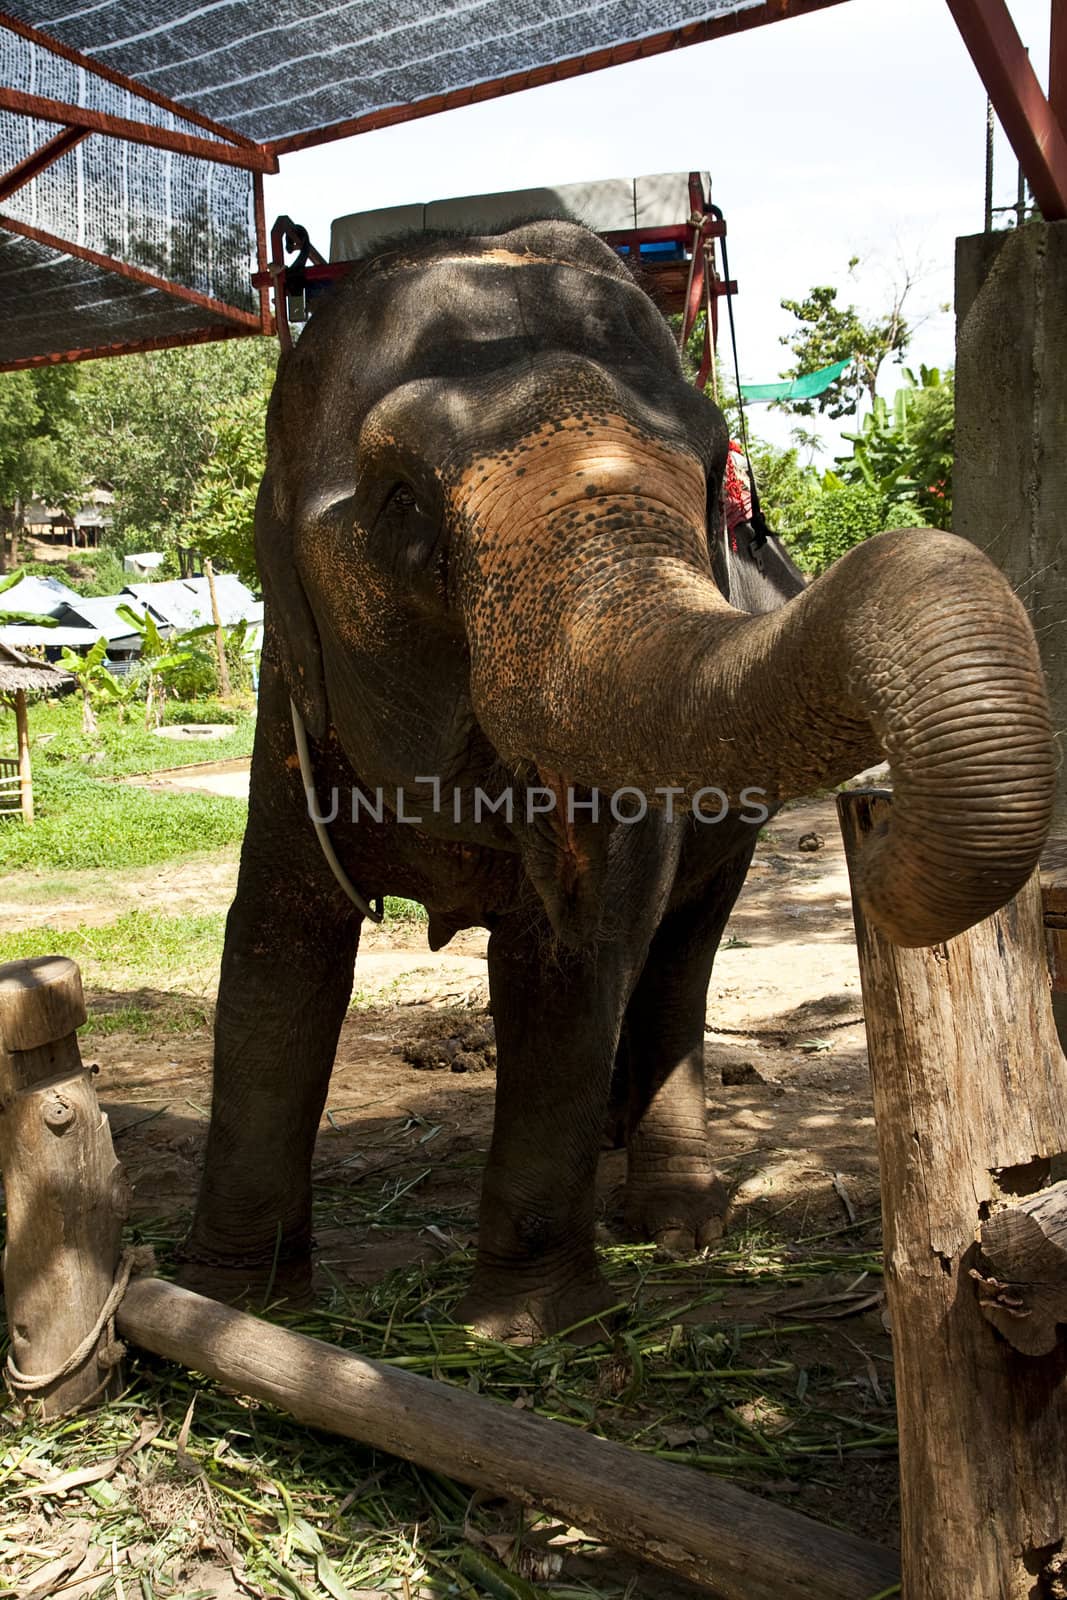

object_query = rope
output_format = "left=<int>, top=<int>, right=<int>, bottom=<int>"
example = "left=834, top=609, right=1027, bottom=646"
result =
left=5, top=1245, right=155, bottom=1397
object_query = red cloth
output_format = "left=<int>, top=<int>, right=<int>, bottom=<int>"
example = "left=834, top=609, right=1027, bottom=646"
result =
left=723, top=440, right=753, bottom=534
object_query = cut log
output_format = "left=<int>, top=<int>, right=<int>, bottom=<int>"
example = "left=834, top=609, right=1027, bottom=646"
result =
left=838, top=791, right=1067, bottom=1600
left=0, top=956, right=128, bottom=1414
left=975, top=1179, right=1067, bottom=1355
left=117, top=1277, right=899, bottom=1600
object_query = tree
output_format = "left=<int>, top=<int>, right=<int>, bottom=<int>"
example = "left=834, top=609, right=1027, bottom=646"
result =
left=189, top=383, right=270, bottom=588
left=777, top=258, right=914, bottom=418
left=75, top=339, right=275, bottom=574
left=0, top=367, right=84, bottom=571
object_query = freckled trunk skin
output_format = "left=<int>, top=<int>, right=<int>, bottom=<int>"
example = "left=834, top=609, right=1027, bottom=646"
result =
left=456, top=420, right=1055, bottom=948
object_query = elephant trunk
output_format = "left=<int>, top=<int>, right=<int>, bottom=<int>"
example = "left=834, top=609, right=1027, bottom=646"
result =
left=458, top=435, right=1054, bottom=946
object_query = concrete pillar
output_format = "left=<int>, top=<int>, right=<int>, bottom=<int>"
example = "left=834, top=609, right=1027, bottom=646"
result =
left=956, top=221, right=1067, bottom=1049
left=955, top=221, right=1067, bottom=827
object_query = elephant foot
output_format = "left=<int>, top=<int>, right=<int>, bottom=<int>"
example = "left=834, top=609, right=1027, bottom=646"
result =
left=174, top=1246, right=314, bottom=1309
left=455, top=1270, right=618, bottom=1344
left=622, top=1169, right=731, bottom=1253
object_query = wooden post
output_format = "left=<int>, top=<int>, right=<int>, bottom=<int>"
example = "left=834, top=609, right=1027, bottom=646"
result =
left=117, top=1277, right=900, bottom=1600
left=14, top=687, right=32, bottom=825
left=0, top=957, right=128, bottom=1415
left=838, top=791, right=1067, bottom=1600
left=203, top=558, right=232, bottom=698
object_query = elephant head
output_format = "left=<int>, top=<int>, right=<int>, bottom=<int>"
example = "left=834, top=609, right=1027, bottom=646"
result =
left=258, top=219, right=1055, bottom=948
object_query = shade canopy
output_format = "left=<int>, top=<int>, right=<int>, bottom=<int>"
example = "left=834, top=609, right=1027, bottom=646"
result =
left=0, top=0, right=845, bottom=369
left=3, top=0, right=1063, bottom=371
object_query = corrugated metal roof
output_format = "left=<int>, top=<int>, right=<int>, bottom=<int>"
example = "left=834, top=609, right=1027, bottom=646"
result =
left=0, top=573, right=81, bottom=615
left=121, top=575, right=258, bottom=629
left=56, top=594, right=145, bottom=643
left=0, top=622, right=103, bottom=649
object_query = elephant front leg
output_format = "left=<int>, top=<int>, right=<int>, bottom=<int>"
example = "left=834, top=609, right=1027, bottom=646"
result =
left=620, top=844, right=754, bottom=1251
left=457, top=916, right=629, bottom=1341
left=181, top=822, right=360, bottom=1304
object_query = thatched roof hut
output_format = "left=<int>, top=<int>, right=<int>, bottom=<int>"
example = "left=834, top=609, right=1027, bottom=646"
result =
left=0, top=640, right=71, bottom=697
left=0, top=641, right=70, bottom=824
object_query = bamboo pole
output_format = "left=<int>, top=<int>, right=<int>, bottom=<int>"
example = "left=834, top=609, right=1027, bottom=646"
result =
left=117, top=1277, right=900, bottom=1600
left=14, top=688, right=33, bottom=825
left=0, top=957, right=128, bottom=1414
left=838, top=790, right=1067, bottom=1599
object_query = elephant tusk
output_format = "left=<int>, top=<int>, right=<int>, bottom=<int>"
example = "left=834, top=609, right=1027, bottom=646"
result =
left=289, top=698, right=385, bottom=923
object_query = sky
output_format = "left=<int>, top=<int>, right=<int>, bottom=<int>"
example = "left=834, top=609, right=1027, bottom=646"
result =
left=263, top=0, right=1052, bottom=462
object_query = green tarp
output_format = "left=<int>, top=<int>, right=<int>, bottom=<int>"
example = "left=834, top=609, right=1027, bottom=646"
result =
left=739, top=359, right=852, bottom=403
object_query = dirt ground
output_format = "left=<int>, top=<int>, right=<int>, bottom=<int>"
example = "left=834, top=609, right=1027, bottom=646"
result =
left=3, top=792, right=901, bottom=1578
left=79, top=793, right=878, bottom=1251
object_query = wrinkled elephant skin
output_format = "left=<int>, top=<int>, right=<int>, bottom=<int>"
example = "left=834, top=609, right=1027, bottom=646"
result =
left=182, top=220, right=1055, bottom=1338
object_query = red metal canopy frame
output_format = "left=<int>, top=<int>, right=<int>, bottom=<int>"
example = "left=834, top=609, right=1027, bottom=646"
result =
left=0, top=0, right=1064, bottom=371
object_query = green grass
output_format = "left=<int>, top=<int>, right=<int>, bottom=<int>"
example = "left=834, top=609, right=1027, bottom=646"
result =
left=0, top=911, right=227, bottom=1032
left=0, top=909, right=227, bottom=974
left=2, top=694, right=255, bottom=780
left=0, top=1225, right=896, bottom=1600
left=0, top=903, right=429, bottom=1034
left=0, top=768, right=247, bottom=870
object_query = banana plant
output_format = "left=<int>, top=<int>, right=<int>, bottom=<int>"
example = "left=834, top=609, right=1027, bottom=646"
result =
left=115, top=604, right=193, bottom=728
left=58, top=637, right=118, bottom=737
left=833, top=366, right=953, bottom=527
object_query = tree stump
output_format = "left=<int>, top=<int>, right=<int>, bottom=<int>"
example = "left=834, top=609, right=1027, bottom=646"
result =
left=0, top=956, right=128, bottom=1414
left=838, top=791, right=1067, bottom=1600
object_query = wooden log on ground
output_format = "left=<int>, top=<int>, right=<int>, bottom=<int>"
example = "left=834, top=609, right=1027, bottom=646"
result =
left=838, top=790, right=1067, bottom=1600
left=117, top=1276, right=899, bottom=1600
left=0, top=956, right=128, bottom=1414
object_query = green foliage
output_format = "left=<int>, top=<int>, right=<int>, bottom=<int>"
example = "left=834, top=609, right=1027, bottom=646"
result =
left=0, top=367, right=84, bottom=521
left=189, top=385, right=270, bottom=587
left=73, top=340, right=276, bottom=563
left=834, top=367, right=954, bottom=530
left=70, top=547, right=130, bottom=596
left=778, top=262, right=912, bottom=418
left=0, top=766, right=246, bottom=870
left=58, top=636, right=123, bottom=734
left=114, top=604, right=213, bottom=721
left=12, top=549, right=129, bottom=597
left=788, top=482, right=887, bottom=573
left=745, top=442, right=820, bottom=546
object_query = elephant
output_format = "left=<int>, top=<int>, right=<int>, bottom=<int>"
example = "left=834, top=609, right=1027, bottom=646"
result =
left=182, top=216, right=1055, bottom=1339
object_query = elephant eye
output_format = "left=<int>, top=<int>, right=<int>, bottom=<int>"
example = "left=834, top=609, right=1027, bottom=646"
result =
left=391, top=485, right=417, bottom=513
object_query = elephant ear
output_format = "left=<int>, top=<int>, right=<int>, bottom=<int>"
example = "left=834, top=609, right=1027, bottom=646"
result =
left=254, top=474, right=328, bottom=740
